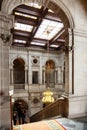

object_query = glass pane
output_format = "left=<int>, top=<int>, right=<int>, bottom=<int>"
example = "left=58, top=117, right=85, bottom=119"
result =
left=31, top=42, right=45, bottom=46
left=14, top=23, right=33, bottom=32
left=34, top=19, right=64, bottom=40
left=14, top=39, right=26, bottom=44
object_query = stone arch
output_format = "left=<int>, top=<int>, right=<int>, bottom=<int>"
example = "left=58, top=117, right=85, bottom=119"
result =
left=13, top=98, right=28, bottom=111
left=10, top=56, right=26, bottom=67
left=1, top=0, right=74, bottom=28
left=45, top=59, right=55, bottom=69
left=48, top=1, right=74, bottom=28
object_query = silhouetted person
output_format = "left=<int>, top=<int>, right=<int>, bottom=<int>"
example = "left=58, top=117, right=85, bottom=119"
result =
left=21, top=109, right=26, bottom=124
left=13, top=111, right=18, bottom=125
left=17, top=108, right=22, bottom=124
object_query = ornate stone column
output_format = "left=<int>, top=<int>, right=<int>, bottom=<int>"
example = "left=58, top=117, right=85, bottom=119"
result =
left=64, top=28, right=74, bottom=94
left=42, top=67, right=45, bottom=84
left=55, top=68, right=57, bottom=84
left=39, top=56, right=42, bottom=84
left=25, top=66, right=28, bottom=84
left=28, top=52, right=32, bottom=85
left=25, top=66, right=28, bottom=90
left=9, top=66, right=14, bottom=91
left=9, top=66, right=13, bottom=85
left=61, top=66, right=64, bottom=84
left=58, top=66, right=62, bottom=84
left=0, top=13, right=13, bottom=129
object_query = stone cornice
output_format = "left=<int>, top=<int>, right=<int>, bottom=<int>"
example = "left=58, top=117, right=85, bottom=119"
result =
left=74, top=29, right=87, bottom=37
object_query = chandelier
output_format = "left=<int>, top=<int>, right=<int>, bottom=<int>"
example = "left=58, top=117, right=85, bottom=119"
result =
left=42, top=87, right=54, bottom=104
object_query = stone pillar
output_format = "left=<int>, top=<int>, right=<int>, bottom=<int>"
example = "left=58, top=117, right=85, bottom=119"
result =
left=61, top=66, right=64, bottom=84
left=9, top=66, right=14, bottom=91
left=42, top=67, right=45, bottom=84
left=58, top=67, right=62, bottom=84
left=65, top=28, right=73, bottom=94
left=25, top=66, right=28, bottom=90
left=55, top=68, right=58, bottom=84
left=39, top=56, right=42, bottom=84
left=0, top=14, right=13, bottom=129
left=10, top=66, right=14, bottom=85
left=0, top=30, right=2, bottom=129
left=28, top=52, right=32, bottom=85
left=55, top=70, right=57, bottom=84
left=25, top=66, right=28, bottom=84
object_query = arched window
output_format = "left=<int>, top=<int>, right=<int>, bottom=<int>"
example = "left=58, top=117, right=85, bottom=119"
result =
left=45, top=60, right=55, bottom=88
left=13, top=58, right=25, bottom=89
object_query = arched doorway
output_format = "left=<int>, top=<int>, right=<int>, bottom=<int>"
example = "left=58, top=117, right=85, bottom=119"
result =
left=13, top=58, right=25, bottom=89
left=13, top=99, right=29, bottom=125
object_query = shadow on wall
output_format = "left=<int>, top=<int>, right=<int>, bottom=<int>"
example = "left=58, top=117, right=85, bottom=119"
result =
left=79, top=0, right=87, bottom=13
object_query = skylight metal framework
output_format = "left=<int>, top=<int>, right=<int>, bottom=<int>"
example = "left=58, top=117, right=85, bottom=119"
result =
left=11, top=3, right=66, bottom=51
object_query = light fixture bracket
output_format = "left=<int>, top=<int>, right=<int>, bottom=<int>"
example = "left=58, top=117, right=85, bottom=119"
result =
left=0, top=34, right=11, bottom=43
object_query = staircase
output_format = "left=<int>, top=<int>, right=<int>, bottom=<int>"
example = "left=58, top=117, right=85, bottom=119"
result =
left=30, top=97, right=68, bottom=122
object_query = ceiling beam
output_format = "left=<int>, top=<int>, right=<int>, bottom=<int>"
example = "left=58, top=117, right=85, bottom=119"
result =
left=12, top=29, right=31, bottom=37
left=14, top=4, right=41, bottom=17
left=26, top=7, right=48, bottom=46
left=49, top=28, right=65, bottom=45
left=32, top=38, right=48, bottom=43
left=12, top=42, right=26, bottom=47
left=58, top=29, right=68, bottom=39
left=13, top=34, right=29, bottom=41
left=15, top=15, right=38, bottom=26
left=45, top=12, right=61, bottom=22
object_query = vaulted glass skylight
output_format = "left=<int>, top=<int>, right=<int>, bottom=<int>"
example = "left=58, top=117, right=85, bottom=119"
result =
left=34, top=19, right=64, bottom=40
left=14, top=23, right=33, bottom=32
left=13, top=3, right=65, bottom=50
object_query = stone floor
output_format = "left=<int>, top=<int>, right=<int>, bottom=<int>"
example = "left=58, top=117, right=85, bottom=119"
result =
left=56, top=117, right=87, bottom=130
left=73, top=116, right=87, bottom=123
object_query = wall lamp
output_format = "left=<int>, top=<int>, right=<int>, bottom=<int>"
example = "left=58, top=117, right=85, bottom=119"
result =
left=0, top=34, right=11, bottom=43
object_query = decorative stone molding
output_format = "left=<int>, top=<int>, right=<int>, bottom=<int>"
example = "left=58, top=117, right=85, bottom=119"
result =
left=31, top=56, right=40, bottom=66
left=0, top=13, right=13, bottom=46
left=9, top=55, right=27, bottom=67
left=1, top=0, right=74, bottom=29
left=32, top=97, right=40, bottom=104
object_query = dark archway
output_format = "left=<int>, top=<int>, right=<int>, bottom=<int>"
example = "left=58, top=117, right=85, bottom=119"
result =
left=13, top=58, right=25, bottom=89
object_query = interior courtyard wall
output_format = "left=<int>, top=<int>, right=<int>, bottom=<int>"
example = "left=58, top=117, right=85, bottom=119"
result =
left=61, top=0, right=87, bottom=117
left=9, top=47, right=65, bottom=116
left=0, top=31, right=2, bottom=128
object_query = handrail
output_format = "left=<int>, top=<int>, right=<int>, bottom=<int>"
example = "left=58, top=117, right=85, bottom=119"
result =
left=30, top=97, right=68, bottom=122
